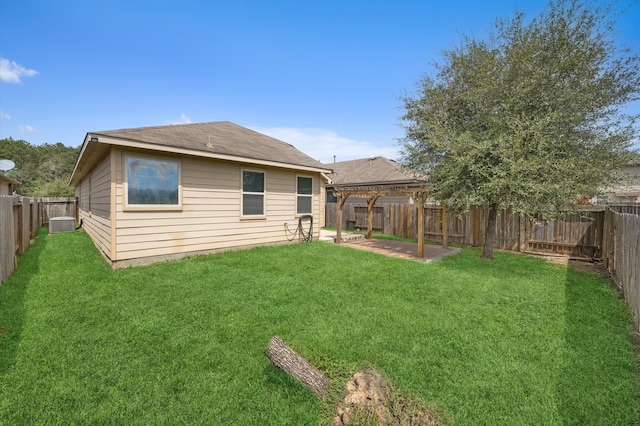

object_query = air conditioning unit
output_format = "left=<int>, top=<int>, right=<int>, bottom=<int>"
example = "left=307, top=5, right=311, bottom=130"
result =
left=49, top=216, right=76, bottom=234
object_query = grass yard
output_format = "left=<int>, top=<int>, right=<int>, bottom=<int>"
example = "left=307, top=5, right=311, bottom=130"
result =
left=0, top=229, right=638, bottom=425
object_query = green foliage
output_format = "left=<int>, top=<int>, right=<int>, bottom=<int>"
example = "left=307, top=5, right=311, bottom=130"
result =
left=400, top=0, right=639, bottom=256
left=1, top=232, right=638, bottom=425
left=0, top=137, right=79, bottom=196
left=31, top=178, right=76, bottom=197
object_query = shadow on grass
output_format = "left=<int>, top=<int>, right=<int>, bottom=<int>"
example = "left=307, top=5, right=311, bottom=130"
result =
left=0, top=227, right=47, bottom=373
left=557, top=265, right=639, bottom=425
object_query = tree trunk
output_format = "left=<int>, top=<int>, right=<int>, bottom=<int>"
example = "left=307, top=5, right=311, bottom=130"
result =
left=265, top=336, right=329, bottom=397
left=482, top=204, right=498, bottom=259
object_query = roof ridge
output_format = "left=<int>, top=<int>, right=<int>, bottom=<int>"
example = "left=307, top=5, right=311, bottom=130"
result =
left=92, top=120, right=233, bottom=134
left=327, top=156, right=398, bottom=166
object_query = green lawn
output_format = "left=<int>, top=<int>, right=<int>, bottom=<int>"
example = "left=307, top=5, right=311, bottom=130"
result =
left=0, top=229, right=637, bottom=425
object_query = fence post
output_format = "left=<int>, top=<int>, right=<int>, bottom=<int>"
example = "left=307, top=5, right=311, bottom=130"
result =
left=390, top=204, right=396, bottom=236
left=442, top=204, right=449, bottom=249
left=518, top=215, right=526, bottom=252
left=0, top=196, right=17, bottom=284
left=602, top=208, right=615, bottom=273
left=20, top=197, right=29, bottom=255
left=30, top=199, right=37, bottom=239
left=468, top=206, right=482, bottom=247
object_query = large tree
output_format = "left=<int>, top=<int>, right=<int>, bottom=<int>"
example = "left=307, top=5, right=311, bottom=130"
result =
left=0, top=138, right=79, bottom=196
left=400, top=0, right=639, bottom=259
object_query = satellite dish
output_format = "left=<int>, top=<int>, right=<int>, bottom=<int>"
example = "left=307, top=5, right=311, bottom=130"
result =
left=0, top=159, right=16, bottom=172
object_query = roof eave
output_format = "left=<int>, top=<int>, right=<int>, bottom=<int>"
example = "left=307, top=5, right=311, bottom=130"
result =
left=71, top=134, right=332, bottom=184
left=68, top=133, right=93, bottom=186
left=0, top=174, right=21, bottom=186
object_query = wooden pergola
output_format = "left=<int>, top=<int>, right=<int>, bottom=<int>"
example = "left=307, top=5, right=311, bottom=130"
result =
left=332, top=182, right=449, bottom=258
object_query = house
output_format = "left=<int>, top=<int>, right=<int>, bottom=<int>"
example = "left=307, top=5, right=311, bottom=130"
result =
left=0, top=174, right=19, bottom=195
left=604, top=158, right=640, bottom=203
left=69, top=121, right=332, bottom=268
left=324, top=156, right=417, bottom=205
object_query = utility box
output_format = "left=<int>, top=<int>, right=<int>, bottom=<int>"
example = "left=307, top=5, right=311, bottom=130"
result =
left=49, top=216, right=76, bottom=234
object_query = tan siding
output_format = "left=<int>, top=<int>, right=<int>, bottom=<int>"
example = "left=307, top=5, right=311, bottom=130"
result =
left=77, top=154, right=112, bottom=260
left=91, top=155, right=111, bottom=218
left=79, top=177, right=90, bottom=211
left=81, top=212, right=111, bottom=258
left=112, top=148, right=123, bottom=260
left=317, top=177, right=326, bottom=228
left=112, top=154, right=323, bottom=263
left=116, top=234, right=291, bottom=261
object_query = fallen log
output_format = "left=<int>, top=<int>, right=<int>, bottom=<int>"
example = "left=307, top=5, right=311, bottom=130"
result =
left=265, top=336, right=329, bottom=397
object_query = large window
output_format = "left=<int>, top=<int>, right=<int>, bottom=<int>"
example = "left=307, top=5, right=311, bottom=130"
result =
left=242, top=170, right=265, bottom=216
left=296, top=176, right=313, bottom=215
left=125, top=156, right=181, bottom=209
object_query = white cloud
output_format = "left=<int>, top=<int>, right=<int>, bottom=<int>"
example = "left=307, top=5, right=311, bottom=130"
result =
left=252, top=127, right=400, bottom=164
left=0, top=57, right=37, bottom=84
left=168, top=113, right=192, bottom=125
left=19, top=125, right=36, bottom=132
left=0, top=110, right=10, bottom=120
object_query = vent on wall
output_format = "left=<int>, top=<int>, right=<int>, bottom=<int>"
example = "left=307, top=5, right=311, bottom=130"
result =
left=49, top=217, right=76, bottom=234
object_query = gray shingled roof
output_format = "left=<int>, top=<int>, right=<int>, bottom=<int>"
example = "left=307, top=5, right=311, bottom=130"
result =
left=92, top=121, right=329, bottom=171
left=325, top=156, right=417, bottom=185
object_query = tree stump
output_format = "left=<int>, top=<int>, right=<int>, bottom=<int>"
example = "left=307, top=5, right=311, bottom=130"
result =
left=265, top=336, right=329, bottom=397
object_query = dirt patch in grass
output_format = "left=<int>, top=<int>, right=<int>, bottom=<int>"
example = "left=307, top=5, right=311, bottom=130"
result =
left=343, top=238, right=460, bottom=263
left=530, top=252, right=609, bottom=276
left=333, top=367, right=442, bottom=426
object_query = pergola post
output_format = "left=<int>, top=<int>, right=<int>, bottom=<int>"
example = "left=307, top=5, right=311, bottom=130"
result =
left=417, top=192, right=425, bottom=258
left=335, top=193, right=350, bottom=244
left=366, top=195, right=381, bottom=239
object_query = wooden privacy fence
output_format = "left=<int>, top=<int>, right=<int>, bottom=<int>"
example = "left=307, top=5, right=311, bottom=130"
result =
left=602, top=205, right=640, bottom=330
left=0, top=196, right=77, bottom=284
left=1, top=196, right=43, bottom=283
left=327, top=202, right=606, bottom=257
left=40, top=197, right=77, bottom=224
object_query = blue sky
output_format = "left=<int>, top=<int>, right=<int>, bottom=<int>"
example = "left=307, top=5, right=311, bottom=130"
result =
left=1, top=0, right=638, bottom=164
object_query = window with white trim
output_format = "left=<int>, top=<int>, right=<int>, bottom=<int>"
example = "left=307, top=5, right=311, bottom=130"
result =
left=124, top=155, right=181, bottom=209
left=296, top=176, right=313, bottom=215
left=242, top=170, right=265, bottom=216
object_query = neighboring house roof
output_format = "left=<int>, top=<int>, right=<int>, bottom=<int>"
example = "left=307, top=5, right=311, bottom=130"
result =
left=325, top=156, right=417, bottom=186
left=70, top=121, right=332, bottom=185
left=0, top=174, right=20, bottom=186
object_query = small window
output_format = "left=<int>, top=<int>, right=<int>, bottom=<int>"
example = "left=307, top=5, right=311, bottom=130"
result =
left=296, top=176, right=313, bottom=215
left=242, top=170, right=265, bottom=216
left=125, top=156, right=181, bottom=209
